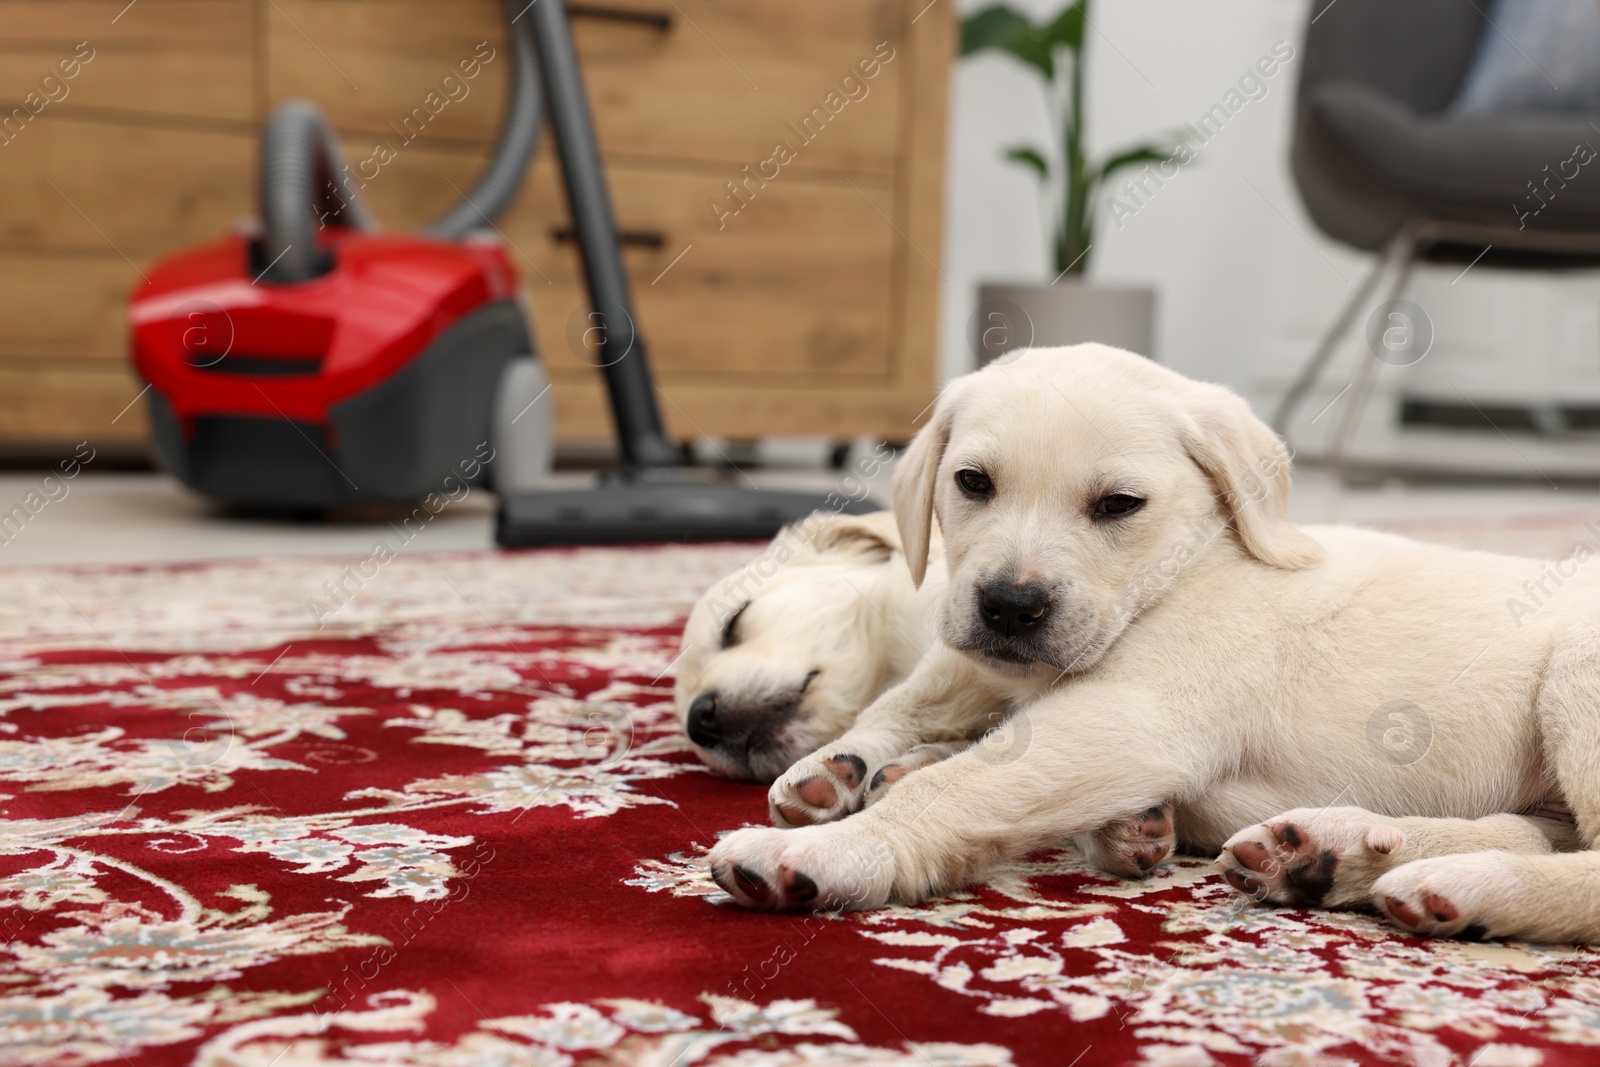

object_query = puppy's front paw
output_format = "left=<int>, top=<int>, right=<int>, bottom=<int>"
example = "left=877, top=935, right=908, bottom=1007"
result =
left=1374, top=853, right=1514, bottom=941
left=862, top=741, right=964, bottom=808
left=708, top=825, right=897, bottom=912
left=768, top=750, right=872, bottom=828
left=1218, top=806, right=1406, bottom=909
left=1081, top=804, right=1175, bottom=878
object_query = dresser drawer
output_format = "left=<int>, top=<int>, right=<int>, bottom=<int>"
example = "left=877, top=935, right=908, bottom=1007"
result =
left=0, top=361, right=145, bottom=444
left=0, top=1, right=252, bottom=123
left=0, top=253, right=132, bottom=361
left=357, top=145, right=898, bottom=381
left=268, top=0, right=904, bottom=175
left=512, top=160, right=896, bottom=380
left=0, top=121, right=252, bottom=255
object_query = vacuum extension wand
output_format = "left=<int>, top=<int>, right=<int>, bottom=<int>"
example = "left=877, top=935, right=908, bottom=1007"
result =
left=494, top=0, right=879, bottom=546
left=526, top=0, right=677, bottom=471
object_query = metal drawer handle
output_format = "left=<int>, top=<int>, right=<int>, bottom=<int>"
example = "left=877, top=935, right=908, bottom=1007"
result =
left=567, top=4, right=673, bottom=31
left=551, top=226, right=666, bottom=250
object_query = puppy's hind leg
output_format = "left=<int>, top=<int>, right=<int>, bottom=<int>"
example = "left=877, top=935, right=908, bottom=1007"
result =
left=863, top=747, right=1177, bottom=878
left=1374, top=611, right=1600, bottom=942
left=1079, top=805, right=1177, bottom=878
left=1539, top=610, right=1600, bottom=850
left=1220, top=808, right=1570, bottom=912
left=1373, top=850, right=1600, bottom=942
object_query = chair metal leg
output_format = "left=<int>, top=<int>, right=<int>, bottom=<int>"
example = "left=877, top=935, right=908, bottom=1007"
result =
left=1271, top=227, right=1417, bottom=441
left=1329, top=226, right=1422, bottom=485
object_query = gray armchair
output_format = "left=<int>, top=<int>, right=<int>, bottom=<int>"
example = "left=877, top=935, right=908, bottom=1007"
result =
left=1274, top=0, right=1600, bottom=475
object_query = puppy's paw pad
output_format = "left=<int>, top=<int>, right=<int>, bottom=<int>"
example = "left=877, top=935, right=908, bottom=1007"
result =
left=707, top=826, right=894, bottom=912
left=862, top=742, right=963, bottom=809
left=1382, top=894, right=1423, bottom=929
left=1381, top=888, right=1472, bottom=937
left=1218, top=806, right=1403, bottom=908
left=781, top=865, right=819, bottom=905
left=1423, top=891, right=1460, bottom=924
left=863, top=763, right=911, bottom=808
left=708, top=828, right=789, bottom=909
left=1366, top=825, right=1407, bottom=855
left=1124, top=844, right=1170, bottom=874
left=1090, top=804, right=1176, bottom=878
left=775, top=803, right=815, bottom=828
left=1222, top=865, right=1262, bottom=895
left=822, top=755, right=866, bottom=789
left=729, top=865, right=772, bottom=905
left=767, top=751, right=867, bottom=828
left=1373, top=857, right=1505, bottom=940
left=795, top=777, right=837, bottom=809
left=1228, top=839, right=1274, bottom=875
left=1219, top=821, right=1339, bottom=905
left=868, top=764, right=908, bottom=792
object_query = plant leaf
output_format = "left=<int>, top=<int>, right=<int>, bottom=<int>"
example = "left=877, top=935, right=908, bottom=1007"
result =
left=1003, top=145, right=1050, bottom=181
left=1095, top=143, right=1173, bottom=183
left=960, top=5, right=1054, bottom=79
left=1043, top=2, right=1086, bottom=51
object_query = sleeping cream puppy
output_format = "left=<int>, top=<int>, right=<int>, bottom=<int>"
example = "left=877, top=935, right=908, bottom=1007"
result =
left=676, top=509, right=1179, bottom=879
left=706, top=344, right=1598, bottom=943
left=674, top=511, right=943, bottom=784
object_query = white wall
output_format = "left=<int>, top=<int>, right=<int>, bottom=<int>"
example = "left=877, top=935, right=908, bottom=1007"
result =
left=939, top=0, right=1600, bottom=422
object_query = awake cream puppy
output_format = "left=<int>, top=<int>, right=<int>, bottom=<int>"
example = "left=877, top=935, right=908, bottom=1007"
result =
left=676, top=510, right=1178, bottom=878
left=707, top=344, right=1600, bottom=943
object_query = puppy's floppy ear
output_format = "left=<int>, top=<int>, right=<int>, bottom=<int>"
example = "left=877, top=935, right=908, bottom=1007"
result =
left=892, top=388, right=959, bottom=587
left=1181, top=383, right=1323, bottom=570
left=805, top=510, right=902, bottom=561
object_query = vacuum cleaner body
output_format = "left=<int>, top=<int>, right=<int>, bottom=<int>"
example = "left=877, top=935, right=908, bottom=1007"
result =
left=132, top=232, right=529, bottom=509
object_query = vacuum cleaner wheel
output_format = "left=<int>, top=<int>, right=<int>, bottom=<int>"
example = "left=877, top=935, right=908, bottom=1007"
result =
left=489, top=355, right=556, bottom=495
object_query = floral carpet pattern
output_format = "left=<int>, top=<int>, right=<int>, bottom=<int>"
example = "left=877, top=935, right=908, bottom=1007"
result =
left=3, top=520, right=1600, bottom=1066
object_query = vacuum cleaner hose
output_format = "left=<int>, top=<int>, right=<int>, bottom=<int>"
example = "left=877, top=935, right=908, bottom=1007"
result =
left=258, top=100, right=379, bottom=283
left=258, top=0, right=541, bottom=282
left=425, top=10, right=542, bottom=240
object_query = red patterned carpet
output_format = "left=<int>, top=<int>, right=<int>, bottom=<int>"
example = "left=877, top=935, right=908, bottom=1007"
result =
left=5, top=525, right=1600, bottom=1066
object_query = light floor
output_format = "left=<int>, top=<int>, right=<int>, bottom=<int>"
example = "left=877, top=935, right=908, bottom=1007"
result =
left=0, top=464, right=1594, bottom=567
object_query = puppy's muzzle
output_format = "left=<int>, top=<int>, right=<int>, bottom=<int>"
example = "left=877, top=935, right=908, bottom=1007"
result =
left=978, top=578, right=1051, bottom=638
left=684, top=686, right=806, bottom=780
left=686, top=692, right=722, bottom=748
left=686, top=691, right=795, bottom=752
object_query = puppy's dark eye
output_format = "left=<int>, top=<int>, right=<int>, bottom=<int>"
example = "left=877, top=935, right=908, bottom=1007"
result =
left=720, top=602, right=749, bottom=648
left=955, top=469, right=993, bottom=497
left=1094, top=493, right=1144, bottom=518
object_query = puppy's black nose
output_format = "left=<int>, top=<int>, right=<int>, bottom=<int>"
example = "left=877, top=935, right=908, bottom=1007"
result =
left=978, top=580, right=1050, bottom=637
left=687, top=692, right=721, bottom=747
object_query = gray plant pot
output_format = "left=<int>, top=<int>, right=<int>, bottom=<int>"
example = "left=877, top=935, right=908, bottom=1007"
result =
left=973, top=281, right=1156, bottom=366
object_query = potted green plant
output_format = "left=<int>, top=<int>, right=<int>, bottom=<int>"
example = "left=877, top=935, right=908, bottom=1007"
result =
left=963, top=1, right=1175, bottom=362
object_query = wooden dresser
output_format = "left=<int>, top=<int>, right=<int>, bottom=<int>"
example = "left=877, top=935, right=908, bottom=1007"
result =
left=0, top=0, right=951, bottom=454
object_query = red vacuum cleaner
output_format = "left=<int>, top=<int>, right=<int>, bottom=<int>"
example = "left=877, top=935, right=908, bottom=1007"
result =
left=130, top=231, right=529, bottom=510
left=130, top=0, right=872, bottom=540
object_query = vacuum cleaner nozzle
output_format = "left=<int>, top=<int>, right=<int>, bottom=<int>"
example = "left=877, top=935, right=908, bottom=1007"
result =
left=495, top=476, right=879, bottom=547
